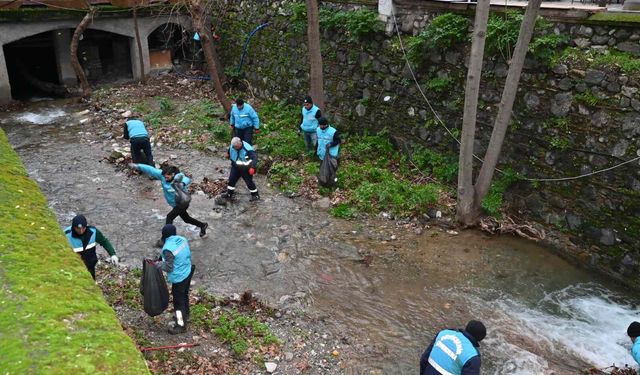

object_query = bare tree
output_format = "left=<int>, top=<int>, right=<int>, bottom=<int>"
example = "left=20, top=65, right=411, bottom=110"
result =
left=70, top=6, right=96, bottom=98
left=189, top=0, right=231, bottom=114
left=306, top=0, right=324, bottom=109
left=456, top=0, right=491, bottom=226
left=473, top=0, right=543, bottom=208
left=456, top=0, right=544, bottom=225
left=133, top=4, right=146, bottom=84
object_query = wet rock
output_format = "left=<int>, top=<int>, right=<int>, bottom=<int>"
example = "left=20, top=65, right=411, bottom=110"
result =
left=284, top=352, right=294, bottom=361
left=545, top=151, right=556, bottom=165
left=591, top=111, right=609, bottom=127
left=557, top=77, right=573, bottom=91
left=552, top=64, right=568, bottom=75
left=312, top=198, right=332, bottom=210
left=612, top=140, right=629, bottom=157
left=621, top=254, right=637, bottom=269
left=565, top=213, right=582, bottom=230
left=617, top=41, right=640, bottom=56
left=265, top=362, right=278, bottom=373
left=573, top=38, right=591, bottom=48
left=524, top=92, right=539, bottom=109
left=494, top=63, right=508, bottom=78
left=600, top=229, right=616, bottom=246
left=550, top=92, right=572, bottom=116
left=584, top=69, right=605, bottom=85
left=577, top=25, right=594, bottom=37
left=121, top=110, right=132, bottom=118
left=356, top=103, right=366, bottom=117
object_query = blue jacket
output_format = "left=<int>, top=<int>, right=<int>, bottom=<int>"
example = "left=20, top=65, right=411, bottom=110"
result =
left=230, top=103, right=260, bottom=130
left=126, top=119, right=148, bottom=139
left=300, top=105, right=320, bottom=133
left=317, top=125, right=340, bottom=160
left=137, top=164, right=190, bottom=207
left=420, top=330, right=481, bottom=375
left=229, top=141, right=258, bottom=168
left=161, top=235, right=192, bottom=284
left=632, top=338, right=640, bottom=365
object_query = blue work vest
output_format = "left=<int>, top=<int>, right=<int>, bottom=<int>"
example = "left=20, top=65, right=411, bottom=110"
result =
left=300, top=105, right=320, bottom=133
left=64, top=226, right=97, bottom=253
left=229, top=141, right=254, bottom=164
left=230, top=103, right=259, bottom=129
left=632, top=338, right=640, bottom=365
left=161, top=235, right=192, bottom=284
left=316, top=126, right=339, bottom=160
left=427, top=330, right=479, bottom=375
left=136, top=165, right=190, bottom=207
left=126, top=119, right=148, bottom=139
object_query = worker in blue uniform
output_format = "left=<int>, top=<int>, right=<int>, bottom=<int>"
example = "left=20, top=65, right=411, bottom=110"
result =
left=420, top=320, right=486, bottom=375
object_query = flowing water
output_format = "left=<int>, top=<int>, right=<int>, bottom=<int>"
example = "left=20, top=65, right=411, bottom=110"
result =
left=3, top=100, right=640, bottom=374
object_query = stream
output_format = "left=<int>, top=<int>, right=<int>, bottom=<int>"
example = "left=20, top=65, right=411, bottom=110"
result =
left=3, top=100, right=640, bottom=374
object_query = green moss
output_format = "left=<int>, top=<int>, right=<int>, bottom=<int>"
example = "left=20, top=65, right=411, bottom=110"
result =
left=588, top=12, right=640, bottom=25
left=0, top=130, right=148, bottom=374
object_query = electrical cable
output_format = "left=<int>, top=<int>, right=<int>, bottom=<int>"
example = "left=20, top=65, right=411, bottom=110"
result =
left=389, top=5, right=639, bottom=183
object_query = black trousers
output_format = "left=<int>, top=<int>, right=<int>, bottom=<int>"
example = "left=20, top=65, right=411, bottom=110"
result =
left=166, top=205, right=204, bottom=228
left=80, top=248, right=98, bottom=280
left=228, top=166, right=257, bottom=192
left=172, top=265, right=195, bottom=320
left=233, top=127, right=254, bottom=145
left=130, top=137, right=154, bottom=166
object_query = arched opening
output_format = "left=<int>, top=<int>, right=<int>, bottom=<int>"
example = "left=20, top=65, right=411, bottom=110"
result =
left=147, top=23, right=191, bottom=70
left=4, top=31, right=59, bottom=100
left=79, top=29, right=132, bottom=82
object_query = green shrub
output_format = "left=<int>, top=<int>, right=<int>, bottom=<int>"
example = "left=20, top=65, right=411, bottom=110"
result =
left=155, top=96, right=174, bottom=114
left=481, top=169, right=520, bottom=217
left=425, top=76, right=453, bottom=93
left=486, top=11, right=565, bottom=64
left=410, top=147, right=458, bottom=183
left=268, top=162, right=303, bottom=193
left=331, top=203, right=358, bottom=218
left=321, top=8, right=384, bottom=41
left=407, top=13, right=468, bottom=65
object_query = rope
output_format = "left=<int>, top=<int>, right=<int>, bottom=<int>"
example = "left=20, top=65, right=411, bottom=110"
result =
left=389, top=6, right=639, bottom=183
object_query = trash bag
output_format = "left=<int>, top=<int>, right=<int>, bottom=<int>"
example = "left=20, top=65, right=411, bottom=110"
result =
left=172, top=181, right=191, bottom=209
left=140, top=258, right=169, bottom=317
left=318, top=156, right=338, bottom=187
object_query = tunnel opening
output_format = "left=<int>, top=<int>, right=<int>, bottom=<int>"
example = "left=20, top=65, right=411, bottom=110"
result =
left=148, top=23, right=192, bottom=70
left=78, top=29, right=132, bottom=83
left=4, top=31, right=60, bottom=100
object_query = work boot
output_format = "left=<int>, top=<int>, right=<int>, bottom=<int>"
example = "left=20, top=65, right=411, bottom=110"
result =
left=199, top=223, right=208, bottom=238
left=215, top=191, right=234, bottom=206
left=250, top=192, right=260, bottom=202
left=168, top=323, right=186, bottom=334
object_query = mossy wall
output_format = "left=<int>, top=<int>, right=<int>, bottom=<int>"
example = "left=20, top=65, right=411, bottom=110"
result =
left=217, top=1, right=640, bottom=286
left=0, top=129, right=149, bottom=374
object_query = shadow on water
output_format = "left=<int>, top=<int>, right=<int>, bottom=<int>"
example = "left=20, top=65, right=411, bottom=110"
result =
left=3, top=100, right=640, bottom=374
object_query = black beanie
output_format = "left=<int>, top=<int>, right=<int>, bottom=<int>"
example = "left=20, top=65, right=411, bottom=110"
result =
left=628, top=322, right=640, bottom=337
left=318, top=117, right=328, bottom=126
left=303, top=95, right=313, bottom=104
left=465, top=320, right=486, bottom=342
left=72, top=214, right=87, bottom=228
left=161, top=224, right=177, bottom=241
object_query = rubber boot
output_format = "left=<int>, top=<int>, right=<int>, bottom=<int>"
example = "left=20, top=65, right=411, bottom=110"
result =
left=215, top=190, right=235, bottom=206
left=168, top=310, right=186, bottom=334
left=250, top=192, right=260, bottom=202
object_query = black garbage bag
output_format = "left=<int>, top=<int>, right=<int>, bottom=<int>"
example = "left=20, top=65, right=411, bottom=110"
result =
left=318, top=157, right=338, bottom=187
left=172, top=181, right=191, bottom=210
left=140, top=258, right=169, bottom=317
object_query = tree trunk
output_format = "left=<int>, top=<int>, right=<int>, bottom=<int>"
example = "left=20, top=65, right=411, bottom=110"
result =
left=189, top=0, right=230, bottom=114
left=456, top=0, right=491, bottom=226
left=473, top=0, right=543, bottom=208
left=70, top=8, right=95, bottom=98
left=133, top=5, right=146, bottom=84
left=306, top=0, right=324, bottom=110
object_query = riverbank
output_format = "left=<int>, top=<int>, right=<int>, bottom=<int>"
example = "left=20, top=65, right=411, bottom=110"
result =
left=0, top=130, right=149, bottom=374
